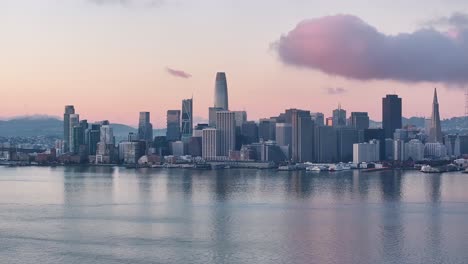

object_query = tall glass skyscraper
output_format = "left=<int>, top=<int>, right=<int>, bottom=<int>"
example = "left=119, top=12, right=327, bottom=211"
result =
left=214, top=72, right=229, bottom=110
left=181, top=99, right=193, bottom=140
left=63, top=105, right=75, bottom=153
left=382, top=94, right=402, bottom=139
left=166, top=110, right=181, bottom=142
left=138, top=112, right=153, bottom=142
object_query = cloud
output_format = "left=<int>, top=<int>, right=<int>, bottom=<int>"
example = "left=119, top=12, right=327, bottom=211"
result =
left=88, top=0, right=163, bottom=7
left=426, top=12, right=468, bottom=28
left=275, top=14, right=468, bottom=85
left=166, top=67, right=192, bottom=79
left=325, top=87, right=347, bottom=95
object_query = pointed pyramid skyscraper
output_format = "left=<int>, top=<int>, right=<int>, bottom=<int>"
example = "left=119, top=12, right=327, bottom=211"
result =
left=429, top=88, right=443, bottom=143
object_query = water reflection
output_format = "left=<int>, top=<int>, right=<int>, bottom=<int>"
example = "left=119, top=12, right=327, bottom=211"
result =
left=2, top=167, right=468, bottom=264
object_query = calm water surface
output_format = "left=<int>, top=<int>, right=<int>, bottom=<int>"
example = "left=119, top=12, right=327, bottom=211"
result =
left=0, top=166, right=467, bottom=264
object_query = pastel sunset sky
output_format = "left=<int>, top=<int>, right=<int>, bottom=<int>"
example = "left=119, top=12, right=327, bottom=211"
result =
left=1, top=0, right=467, bottom=127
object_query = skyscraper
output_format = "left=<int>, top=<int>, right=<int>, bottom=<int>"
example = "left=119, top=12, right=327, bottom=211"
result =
left=382, top=94, right=402, bottom=139
left=166, top=110, right=181, bottom=142
left=258, top=118, right=276, bottom=142
left=63, top=105, right=75, bottom=153
left=181, top=98, right=193, bottom=140
left=138, top=112, right=153, bottom=142
left=311, top=112, right=325, bottom=126
left=214, top=72, right=229, bottom=110
left=208, top=107, right=223, bottom=127
left=332, top=104, right=347, bottom=127
left=216, top=111, right=236, bottom=157
left=291, top=110, right=314, bottom=162
left=315, top=126, right=338, bottom=163
left=429, top=88, right=443, bottom=143
left=68, top=114, right=80, bottom=153
left=202, top=128, right=219, bottom=160
left=350, top=112, right=370, bottom=130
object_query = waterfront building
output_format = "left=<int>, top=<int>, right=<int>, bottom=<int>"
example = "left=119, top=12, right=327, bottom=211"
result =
left=364, top=128, right=386, bottom=161
left=424, top=142, right=447, bottom=159
left=405, top=139, right=425, bottom=161
left=216, top=111, right=236, bottom=157
left=202, top=128, right=219, bottom=160
left=444, top=134, right=461, bottom=157
left=353, top=140, right=380, bottom=163
left=315, top=126, right=338, bottom=163
left=337, top=127, right=359, bottom=162
left=383, top=94, right=402, bottom=139
left=171, top=141, right=185, bottom=156
left=291, top=110, right=314, bottom=162
left=394, top=139, right=406, bottom=161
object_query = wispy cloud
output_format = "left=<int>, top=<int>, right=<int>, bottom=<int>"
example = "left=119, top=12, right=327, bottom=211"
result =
left=166, top=67, right=192, bottom=79
left=325, top=87, right=347, bottom=95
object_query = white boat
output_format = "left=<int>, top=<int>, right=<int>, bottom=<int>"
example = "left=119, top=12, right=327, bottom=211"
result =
left=329, top=164, right=343, bottom=171
left=306, top=166, right=322, bottom=172
left=420, top=165, right=440, bottom=173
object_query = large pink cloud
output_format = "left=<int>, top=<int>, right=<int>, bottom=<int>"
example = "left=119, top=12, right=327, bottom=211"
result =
left=276, top=15, right=468, bottom=84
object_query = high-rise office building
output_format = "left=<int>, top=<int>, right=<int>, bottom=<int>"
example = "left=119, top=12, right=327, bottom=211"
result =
left=315, top=126, right=338, bottom=163
left=350, top=112, right=370, bottom=130
left=214, top=72, right=229, bottom=110
left=311, top=112, right=325, bottom=126
left=63, top=105, right=75, bottom=153
left=216, top=111, right=236, bottom=157
left=258, top=118, right=276, bottom=142
left=100, top=125, right=114, bottom=145
left=181, top=98, right=193, bottom=140
left=429, top=88, right=443, bottom=143
left=337, top=128, right=359, bottom=162
left=86, top=123, right=101, bottom=155
left=405, top=139, right=425, bottom=161
left=276, top=123, right=292, bottom=147
left=353, top=140, right=380, bottom=164
left=383, top=94, right=402, bottom=139
left=138, top=112, right=153, bottom=142
left=202, top=128, right=219, bottom=160
left=241, top=121, right=259, bottom=145
left=332, top=105, right=347, bottom=127
left=166, top=110, right=181, bottom=142
left=233, top=111, right=247, bottom=127
left=208, top=107, right=223, bottom=127
left=291, top=110, right=314, bottom=162
left=68, top=114, right=80, bottom=153
left=364, top=128, right=386, bottom=160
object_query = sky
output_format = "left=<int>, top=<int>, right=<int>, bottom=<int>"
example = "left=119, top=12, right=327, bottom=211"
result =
left=0, top=0, right=467, bottom=127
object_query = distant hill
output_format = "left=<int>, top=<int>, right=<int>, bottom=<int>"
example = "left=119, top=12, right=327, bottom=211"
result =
left=0, top=117, right=165, bottom=139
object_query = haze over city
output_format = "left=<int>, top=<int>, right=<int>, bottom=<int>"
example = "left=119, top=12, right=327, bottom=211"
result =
left=1, top=0, right=468, bottom=126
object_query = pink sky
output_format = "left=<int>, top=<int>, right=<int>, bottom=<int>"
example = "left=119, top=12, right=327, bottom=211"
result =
left=0, top=1, right=466, bottom=126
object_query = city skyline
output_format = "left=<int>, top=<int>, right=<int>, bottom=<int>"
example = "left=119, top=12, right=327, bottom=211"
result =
left=1, top=1, right=468, bottom=125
